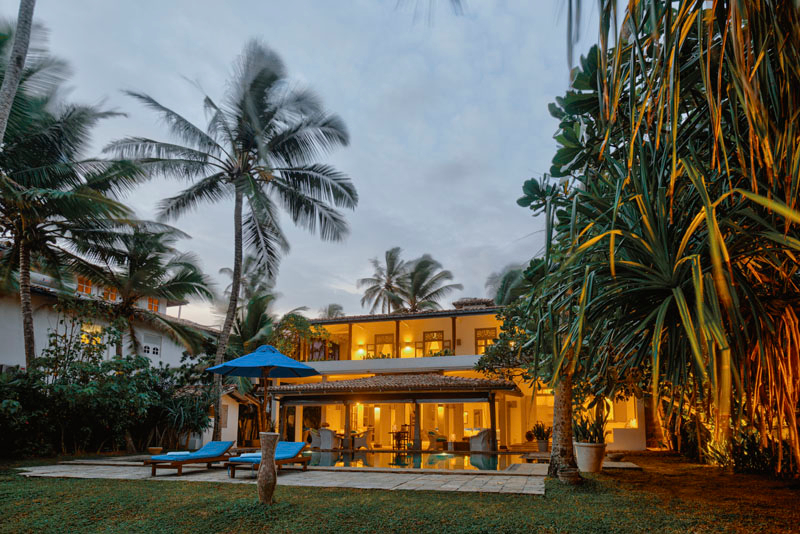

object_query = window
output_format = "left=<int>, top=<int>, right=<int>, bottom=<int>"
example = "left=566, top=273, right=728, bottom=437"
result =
left=475, top=328, right=497, bottom=355
left=147, top=297, right=160, bottom=312
left=80, top=323, right=102, bottom=345
left=76, top=276, right=92, bottom=295
left=423, top=331, right=444, bottom=356
left=374, top=334, right=394, bottom=358
left=103, top=287, right=118, bottom=302
left=142, top=334, right=162, bottom=359
left=221, top=404, right=229, bottom=429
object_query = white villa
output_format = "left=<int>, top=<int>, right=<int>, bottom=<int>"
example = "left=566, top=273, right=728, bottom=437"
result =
left=0, top=271, right=214, bottom=371
left=227, top=299, right=648, bottom=453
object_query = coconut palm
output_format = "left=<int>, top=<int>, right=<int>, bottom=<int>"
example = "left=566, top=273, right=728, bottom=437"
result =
left=0, top=0, right=37, bottom=144
left=485, top=259, right=546, bottom=306
left=319, top=303, right=344, bottom=319
left=70, top=223, right=213, bottom=357
left=0, top=27, right=143, bottom=367
left=106, top=40, right=357, bottom=440
left=219, top=253, right=274, bottom=303
left=357, top=247, right=407, bottom=314
left=396, top=254, right=462, bottom=312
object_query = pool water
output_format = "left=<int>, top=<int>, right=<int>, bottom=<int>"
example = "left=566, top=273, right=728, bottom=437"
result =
left=302, top=451, right=525, bottom=471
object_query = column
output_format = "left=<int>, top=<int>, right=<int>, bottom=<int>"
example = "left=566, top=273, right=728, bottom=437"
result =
left=343, top=401, right=351, bottom=450
left=413, top=401, right=422, bottom=450
left=294, top=405, right=304, bottom=442
left=489, top=393, right=498, bottom=452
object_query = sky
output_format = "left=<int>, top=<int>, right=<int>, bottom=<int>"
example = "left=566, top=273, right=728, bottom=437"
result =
left=28, top=0, right=598, bottom=326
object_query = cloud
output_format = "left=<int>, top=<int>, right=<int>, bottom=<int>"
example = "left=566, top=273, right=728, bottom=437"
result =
left=30, top=1, right=599, bottom=325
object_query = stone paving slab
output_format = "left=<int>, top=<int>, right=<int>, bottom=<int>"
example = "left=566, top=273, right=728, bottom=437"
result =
left=17, top=464, right=545, bottom=495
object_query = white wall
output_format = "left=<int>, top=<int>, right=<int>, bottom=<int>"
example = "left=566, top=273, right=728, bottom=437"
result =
left=200, top=395, right=239, bottom=446
left=0, top=292, right=192, bottom=369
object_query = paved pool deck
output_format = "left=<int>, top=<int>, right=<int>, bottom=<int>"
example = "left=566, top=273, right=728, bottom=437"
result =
left=17, top=462, right=547, bottom=495
left=17, top=457, right=640, bottom=495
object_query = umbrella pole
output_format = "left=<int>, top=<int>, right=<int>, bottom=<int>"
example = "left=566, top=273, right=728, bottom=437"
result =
left=262, top=367, right=274, bottom=434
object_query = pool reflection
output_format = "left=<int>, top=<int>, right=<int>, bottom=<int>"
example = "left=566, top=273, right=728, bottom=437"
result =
left=303, top=451, right=519, bottom=471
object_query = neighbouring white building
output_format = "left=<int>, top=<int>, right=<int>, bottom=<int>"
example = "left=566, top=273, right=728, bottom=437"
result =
left=0, top=271, right=217, bottom=371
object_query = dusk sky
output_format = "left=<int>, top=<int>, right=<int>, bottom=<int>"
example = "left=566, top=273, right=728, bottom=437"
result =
left=31, top=1, right=598, bottom=326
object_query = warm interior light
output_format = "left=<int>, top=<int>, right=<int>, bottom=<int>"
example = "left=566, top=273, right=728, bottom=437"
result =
left=628, top=418, right=638, bottom=428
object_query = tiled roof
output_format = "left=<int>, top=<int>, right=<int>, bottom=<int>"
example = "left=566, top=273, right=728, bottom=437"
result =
left=311, top=306, right=501, bottom=325
left=26, top=283, right=219, bottom=334
left=268, top=373, right=517, bottom=395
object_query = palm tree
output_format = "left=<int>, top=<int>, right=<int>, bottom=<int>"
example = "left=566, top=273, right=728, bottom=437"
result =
left=71, top=223, right=213, bottom=357
left=0, top=30, right=142, bottom=367
left=319, top=303, right=344, bottom=319
left=486, top=259, right=546, bottom=305
left=357, top=247, right=407, bottom=313
left=227, top=293, right=276, bottom=435
left=397, top=254, right=462, bottom=312
left=219, top=253, right=274, bottom=303
left=106, top=40, right=357, bottom=440
left=0, top=0, right=37, bottom=144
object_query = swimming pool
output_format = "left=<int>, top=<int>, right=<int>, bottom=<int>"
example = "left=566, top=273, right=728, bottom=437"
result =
left=302, top=451, right=526, bottom=471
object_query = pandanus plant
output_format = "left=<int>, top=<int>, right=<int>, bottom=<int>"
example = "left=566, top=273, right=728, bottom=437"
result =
left=522, top=1, right=800, bottom=474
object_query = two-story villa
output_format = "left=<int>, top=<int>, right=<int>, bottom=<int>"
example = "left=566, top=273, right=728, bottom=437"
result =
left=267, top=299, right=647, bottom=452
left=0, top=272, right=214, bottom=370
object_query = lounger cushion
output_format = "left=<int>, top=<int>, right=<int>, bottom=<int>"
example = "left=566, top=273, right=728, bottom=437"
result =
left=150, top=440, right=234, bottom=461
left=228, top=441, right=306, bottom=464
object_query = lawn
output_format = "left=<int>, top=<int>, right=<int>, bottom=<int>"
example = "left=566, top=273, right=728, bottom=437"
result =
left=1, top=456, right=797, bottom=534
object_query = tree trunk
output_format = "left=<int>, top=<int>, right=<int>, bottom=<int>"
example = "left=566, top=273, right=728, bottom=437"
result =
left=548, top=368, right=577, bottom=478
left=124, top=430, right=137, bottom=454
left=257, top=432, right=279, bottom=505
left=19, top=239, right=36, bottom=368
left=0, top=0, right=36, bottom=146
left=212, top=188, right=243, bottom=441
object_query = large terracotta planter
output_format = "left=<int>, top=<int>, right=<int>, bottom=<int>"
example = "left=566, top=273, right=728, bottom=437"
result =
left=536, top=439, right=549, bottom=452
left=573, top=442, right=606, bottom=473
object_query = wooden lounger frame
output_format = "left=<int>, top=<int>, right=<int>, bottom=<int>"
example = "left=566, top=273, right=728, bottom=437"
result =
left=225, top=450, right=310, bottom=478
left=144, top=454, right=232, bottom=476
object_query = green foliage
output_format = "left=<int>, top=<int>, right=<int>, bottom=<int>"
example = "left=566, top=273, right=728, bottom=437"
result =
left=573, top=413, right=608, bottom=444
left=728, top=429, right=797, bottom=479
left=530, top=421, right=552, bottom=441
left=0, top=304, right=210, bottom=457
left=268, top=312, right=327, bottom=360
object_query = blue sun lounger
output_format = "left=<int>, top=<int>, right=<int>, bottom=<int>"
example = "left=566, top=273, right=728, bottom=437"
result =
left=224, top=441, right=309, bottom=477
left=144, top=440, right=234, bottom=476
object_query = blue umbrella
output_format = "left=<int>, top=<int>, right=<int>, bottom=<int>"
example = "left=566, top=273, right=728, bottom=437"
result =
left=206, top=345, right=319, bottom=439
left=206, top=345, right=319, bottom=379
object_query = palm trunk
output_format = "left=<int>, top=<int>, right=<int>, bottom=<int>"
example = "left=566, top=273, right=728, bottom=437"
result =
left=0, top=0, right=36, bottom=145
left=19, top=239, right=36, bottom=368
left=548, top=367, right=577, bottom=477
left=212, top=188, right=243, bottom=441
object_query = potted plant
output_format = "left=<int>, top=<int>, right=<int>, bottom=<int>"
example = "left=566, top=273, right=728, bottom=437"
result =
left=572, top=413, right=608, bottom=473
left=531, top=421, right=552, bottom=452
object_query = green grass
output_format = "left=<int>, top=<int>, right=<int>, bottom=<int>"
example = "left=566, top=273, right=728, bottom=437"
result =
left=0, top=463, right=786, bottom=534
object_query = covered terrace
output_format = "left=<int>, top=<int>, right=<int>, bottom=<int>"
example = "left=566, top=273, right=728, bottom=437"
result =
left=269, top=373, right=520, bottom=452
